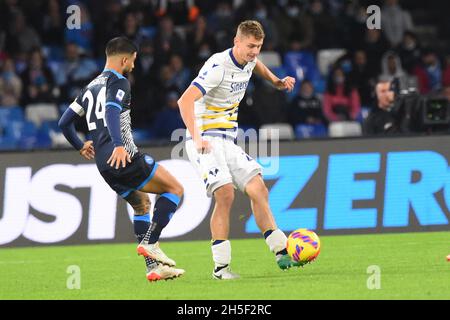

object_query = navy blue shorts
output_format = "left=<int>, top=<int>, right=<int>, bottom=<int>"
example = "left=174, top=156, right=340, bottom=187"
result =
left=100, top=153, right=158, bottom=198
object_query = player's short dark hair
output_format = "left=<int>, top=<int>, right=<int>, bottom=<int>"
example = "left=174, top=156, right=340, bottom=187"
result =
left=105, top=37, right=138, bottom=57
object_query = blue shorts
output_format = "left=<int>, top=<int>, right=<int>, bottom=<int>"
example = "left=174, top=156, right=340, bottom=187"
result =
left=100, top=153, right=158, bottom=198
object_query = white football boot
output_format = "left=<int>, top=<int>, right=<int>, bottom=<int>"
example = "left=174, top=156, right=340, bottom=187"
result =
left=137, top=241, right=176, bottom=267
left=212, top=266, right=240, bottom=280
left=146, top=264, right=185, bottom=282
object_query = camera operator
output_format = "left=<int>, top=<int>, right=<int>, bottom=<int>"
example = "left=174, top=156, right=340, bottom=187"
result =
left=363, top=79, right=399, bottom=135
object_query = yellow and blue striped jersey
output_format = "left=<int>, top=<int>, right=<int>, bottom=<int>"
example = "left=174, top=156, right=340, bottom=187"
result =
left=189, top=48, right=257, bottom=139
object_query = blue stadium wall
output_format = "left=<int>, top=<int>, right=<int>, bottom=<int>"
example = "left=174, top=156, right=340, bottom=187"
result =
left=1, top=135, right=449, bottom=247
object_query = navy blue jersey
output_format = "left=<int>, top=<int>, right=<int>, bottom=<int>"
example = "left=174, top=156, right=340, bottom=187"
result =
left=69, top=69, right=138, bottom=171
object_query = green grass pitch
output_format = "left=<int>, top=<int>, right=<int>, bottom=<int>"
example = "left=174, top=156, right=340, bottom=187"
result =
left=0, top=231, right=449, bottom=300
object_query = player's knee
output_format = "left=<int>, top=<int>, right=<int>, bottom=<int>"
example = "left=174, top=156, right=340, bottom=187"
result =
left=169, top=181, right=184, bottom=199
left=214, top=184, right=235, bottom=207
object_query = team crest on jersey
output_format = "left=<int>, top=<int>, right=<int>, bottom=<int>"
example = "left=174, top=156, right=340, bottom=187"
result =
left=144, top=155, right=154, bottom=166
left=116, top=89, right=125, bottom=102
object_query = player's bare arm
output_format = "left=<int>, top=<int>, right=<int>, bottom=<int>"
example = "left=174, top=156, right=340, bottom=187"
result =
left=178, top=85, right=212, bottom=154
left=79, top=140, right=95, bottom=160
left=254, top=59, right=296, bottom=92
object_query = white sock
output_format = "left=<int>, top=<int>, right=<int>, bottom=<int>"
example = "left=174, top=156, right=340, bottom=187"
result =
left=211, top=240, right=231, bottom=269
left=265, top=229, right=287, bottom=255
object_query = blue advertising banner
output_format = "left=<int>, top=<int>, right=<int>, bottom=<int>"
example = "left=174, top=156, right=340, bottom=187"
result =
left=1, top=135, right=449, bottom=247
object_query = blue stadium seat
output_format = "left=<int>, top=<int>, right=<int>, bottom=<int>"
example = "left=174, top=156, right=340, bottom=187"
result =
left=0, top=135, right=17, bottom=150
left=0, top=107, right=24, bottom=126
left=283, top=51, right=324, bottom=99
left=294, top=124, right=328, bottom=139
left=133, top=128, right=154, bottom=144
left=140, top=26, right=157, bottom=39
left=3, top=120, right=38, bottom=149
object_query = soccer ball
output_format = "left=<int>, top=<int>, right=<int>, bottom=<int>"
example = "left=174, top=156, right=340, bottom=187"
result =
left=286, top=229, right=321, bottom=264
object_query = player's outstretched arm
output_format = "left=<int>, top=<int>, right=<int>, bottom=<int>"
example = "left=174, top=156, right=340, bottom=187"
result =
left=178, top=85, right=212, bottom=154
left=254, top=59, right=296, bottom=92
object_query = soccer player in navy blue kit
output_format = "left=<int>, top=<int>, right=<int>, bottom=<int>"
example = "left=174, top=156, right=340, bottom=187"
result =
left=59, top=37, right=185, bottom=281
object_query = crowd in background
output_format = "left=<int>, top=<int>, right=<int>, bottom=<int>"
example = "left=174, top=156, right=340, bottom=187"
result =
left=0, top=0, right=449, bottom=149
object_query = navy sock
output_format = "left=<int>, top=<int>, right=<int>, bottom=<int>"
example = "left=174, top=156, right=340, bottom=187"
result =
left=133, top=214, right=157, bottom=269
left=212, top=239, right=225, bottom=246
left=143, top=193, right=180, bottom=244
left=263, top=230, right=273, bottom=239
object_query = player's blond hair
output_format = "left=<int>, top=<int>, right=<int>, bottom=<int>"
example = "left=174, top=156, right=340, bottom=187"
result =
left=236, top=20, right=265, bottom=40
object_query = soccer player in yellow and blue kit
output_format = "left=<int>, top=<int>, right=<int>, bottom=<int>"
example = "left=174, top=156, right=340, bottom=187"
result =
left=178, top=21, right=299, bottom=279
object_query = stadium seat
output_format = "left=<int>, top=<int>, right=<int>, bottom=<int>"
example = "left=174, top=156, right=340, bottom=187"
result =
left=140, top=26, right=157, bottom=39
left=317, top=49, right=347, bottom=76
left=294, top=124, right=328, bottom=139
left=0, top=135, right=17, bottom=150
left=355, top=106, right=372, bottom=124
left=132, top=128, right=154, bottom=144
left=258, top=51, right=282, bottom=68
left=328, top=121, right=362, bottom=137
left=259, top=123, right=295, bottom=141
left=0, top=106, right=24, bottom=127
left=25, top=103, right=59, bottom=127
left=283, top=50, right=323, bottom=100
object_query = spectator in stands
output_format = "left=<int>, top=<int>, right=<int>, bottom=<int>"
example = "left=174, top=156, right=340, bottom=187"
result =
left=363, top=78, right=398, bottom=135
left=349, top=49, right=376, bottom=107
left=154, top=15, right=187, bottom=63
left=207, top=1, right=235, bottom=51
left=41, top=0, right=63, bottom=47
left=288, top=80, right=327, bottom=127
left=359, top=29, right=390, bottom=76
left=152, top=90, right=185, bottom=139
left=381, top=0, right=413, bottom=47
left=0, top=58, right=22, bottom=107
left=413, top=49, right=443, bottom=94
left=168, top=54, right=191, bottom=93
left=396, top=31, right=421, bottom=73
left=274, top=0, right=314, bottom=51
left=253, top=78, right=288, bottom=126
left=249, top=1, right=279, bottom=49
left=309, top=0, right=340, bottom=49
left=185, top=15, right=216, bottom=67
left=20, top=48, right=56, bottom=106
left=380, top=51, right=417, bottom=92
left=57, top=43, right=98, bottom=103
left=323, top=67, right=361, bottom=122
left=122, top=12, right=141, bottom=45
left=131, top=38, right=159, bottom=128
left=155, top=0, right=198, bottom=26
left=443, top=55, right=450, bottom=87
left=442, top=84, right=450, bottom=102
left=64, top=3, right=94, bottom=55
left=5, top=10, right=41, bottom=56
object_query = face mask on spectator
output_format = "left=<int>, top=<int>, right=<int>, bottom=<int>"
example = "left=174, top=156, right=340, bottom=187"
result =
left=217, top=9, right=231, bottom=18
left=198, top=49, right=211, bottom=59
left=334, top=75, right=345, bottom=84
left=2, top=71, right=14, bottom=81
left=287, top=6, right=300, bottom=17
left=255, top=9, right=267, bottom=20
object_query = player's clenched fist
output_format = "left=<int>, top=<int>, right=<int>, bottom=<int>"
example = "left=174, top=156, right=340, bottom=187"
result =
left=79, top=140, right=95, bottom=160
left=107, top=146, right=131, bottom=169
left=275, top=76, right=296, bottom=92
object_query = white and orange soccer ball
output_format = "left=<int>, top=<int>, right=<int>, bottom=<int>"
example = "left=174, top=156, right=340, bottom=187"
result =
left=286, top=228, right=321, bottom=264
